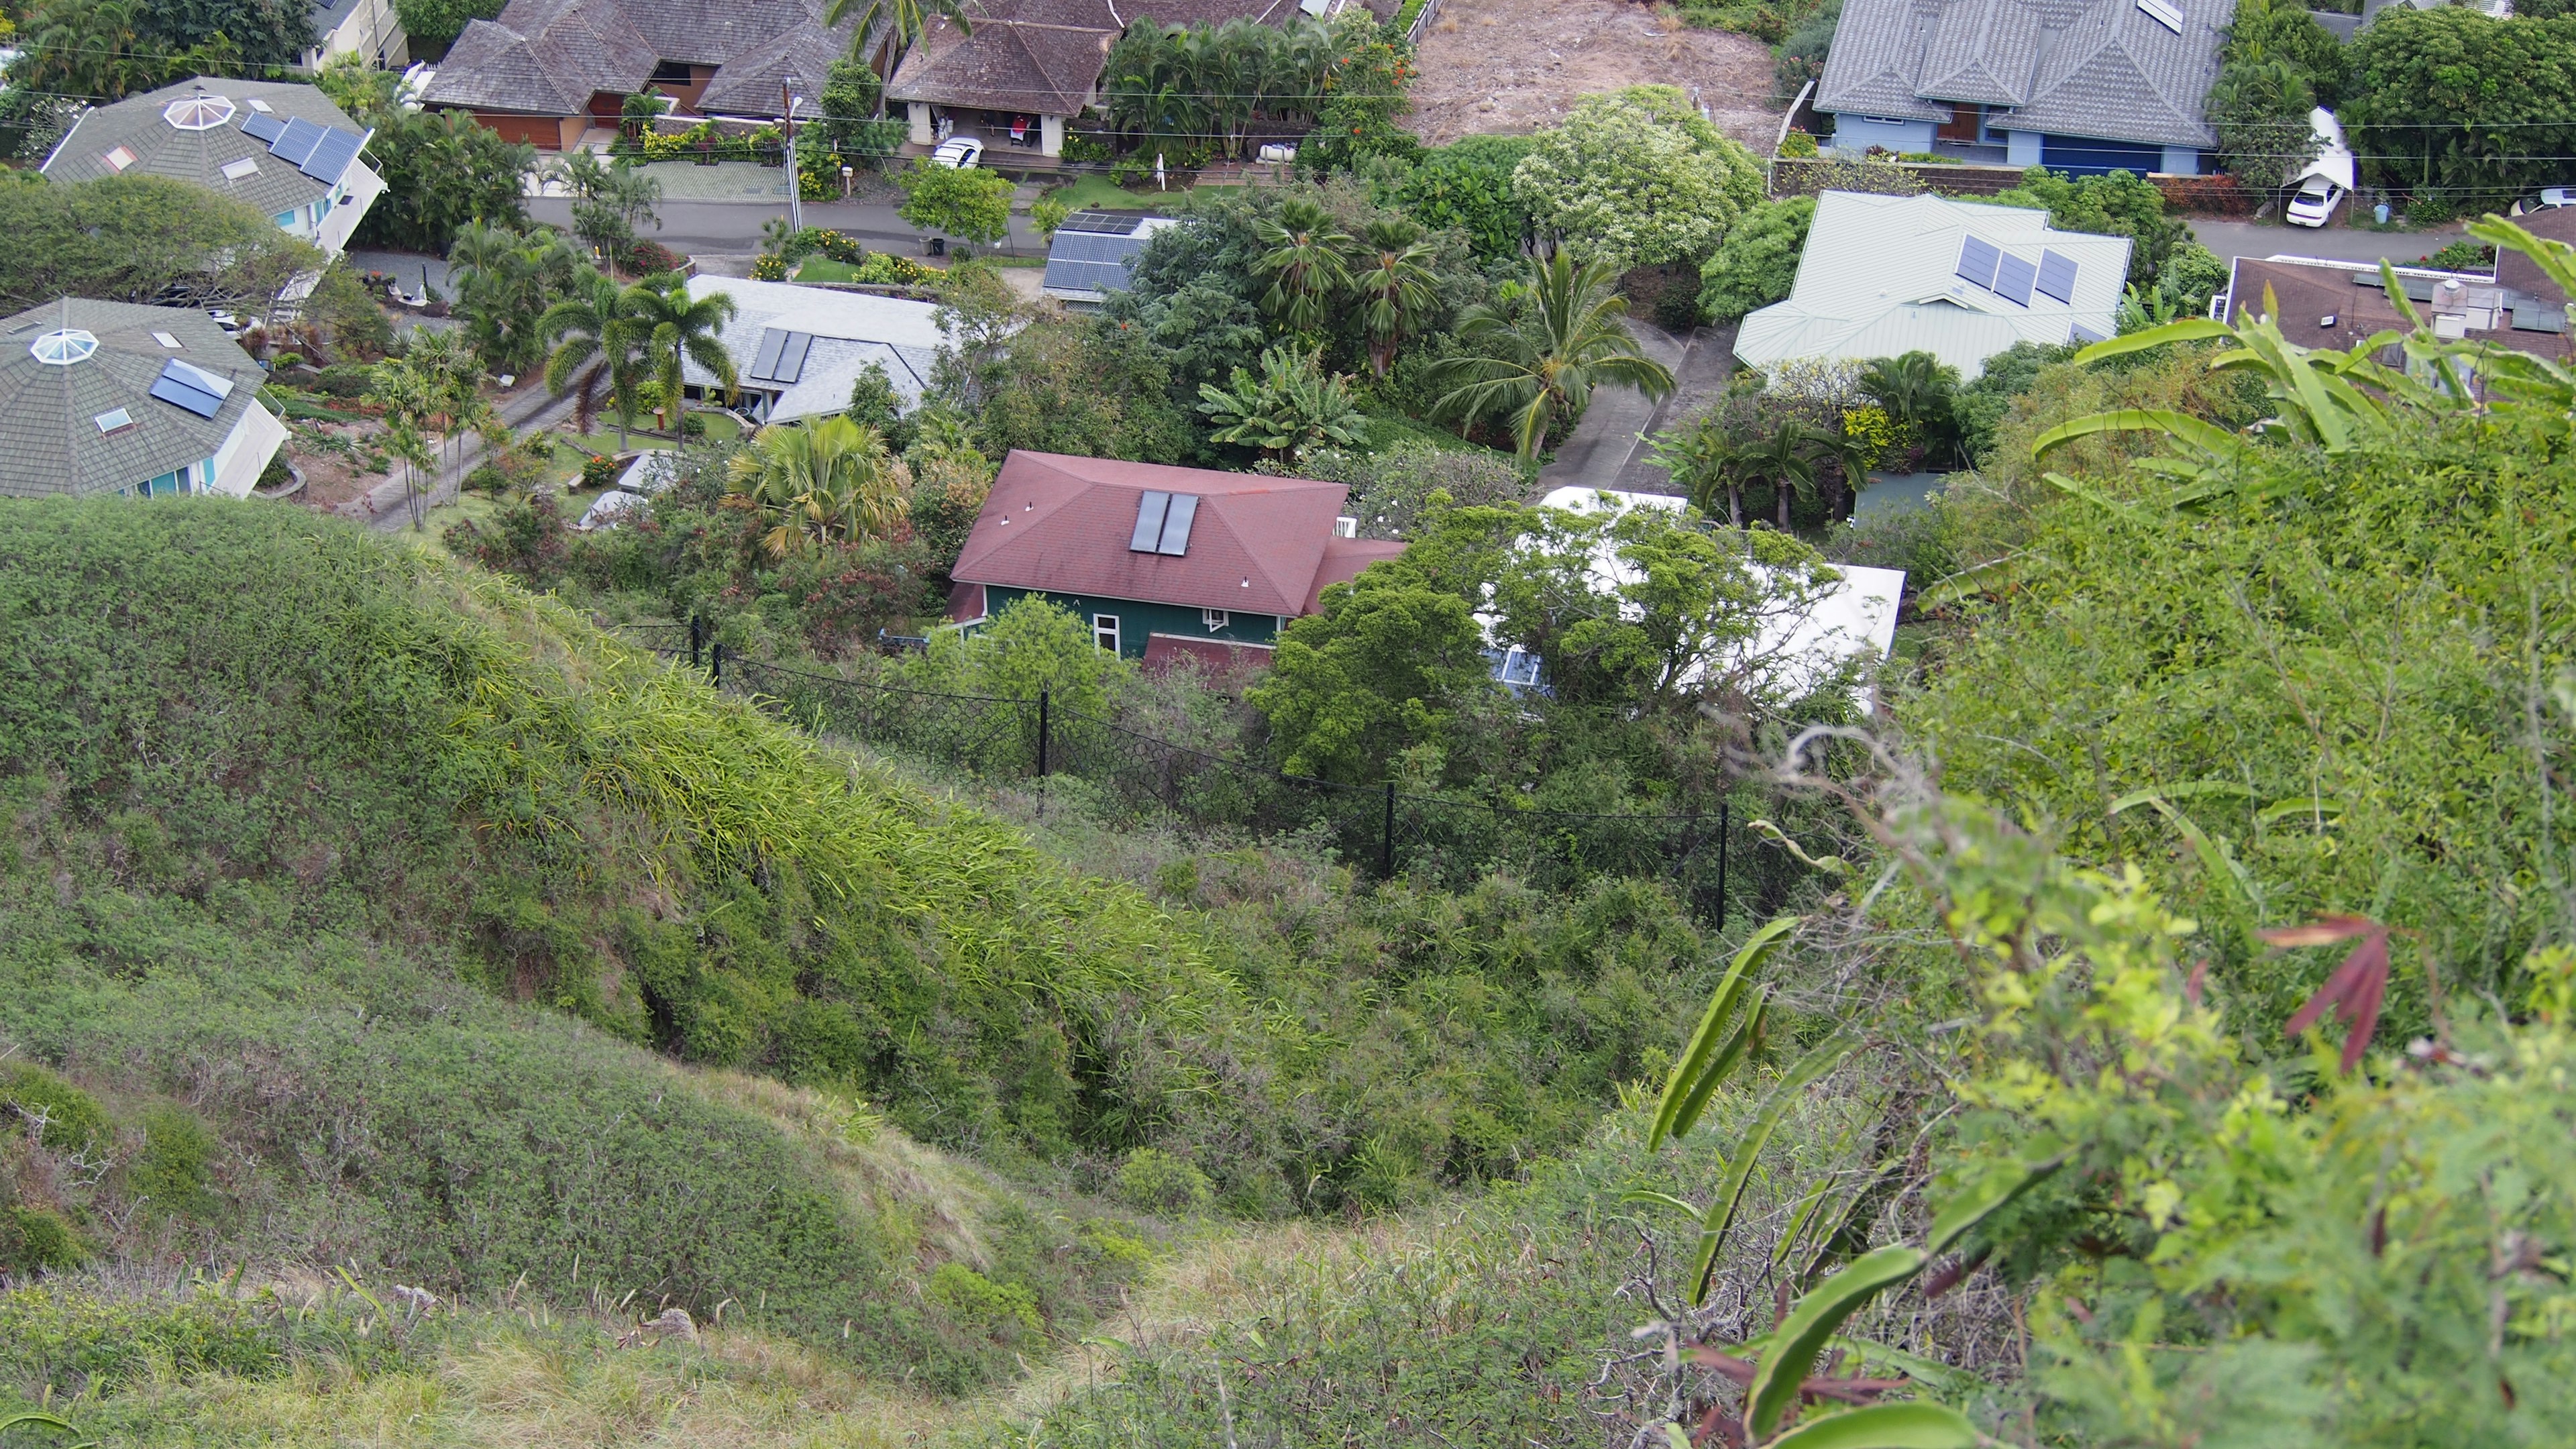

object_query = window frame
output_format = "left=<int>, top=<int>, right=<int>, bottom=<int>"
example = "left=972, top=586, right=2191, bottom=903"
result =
left=1092, top=612, right=1121, bottom=653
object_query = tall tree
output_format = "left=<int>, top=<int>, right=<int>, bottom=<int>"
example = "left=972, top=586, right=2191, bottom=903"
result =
left=538, top=266, right=649, bottom=445
left=1349, top=217, right=1438, bottom=378
left=619, top=272, right=737, bottom=429
left=1743, top=418, right=1823, bottom=529
left=0, top=174, right=317, bottom=311
left=820, top=0, right=970, bottom=63
left=1432, top=250, right=1675, bottom=460
left=1510, top=85, right=1763, bottom=271
left=1250, top=198, right=1356, bottom=335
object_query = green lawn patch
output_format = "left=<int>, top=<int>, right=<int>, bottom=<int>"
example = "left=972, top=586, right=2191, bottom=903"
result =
left=1042, top=174, right=1159, bottom=213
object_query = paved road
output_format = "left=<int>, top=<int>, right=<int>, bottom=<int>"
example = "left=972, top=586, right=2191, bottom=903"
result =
left=2188, top=219, right=2467, bottom=265
left=1534, top=319, right=1740, bottom=499
left=525, top=197, right=1053, bottom=256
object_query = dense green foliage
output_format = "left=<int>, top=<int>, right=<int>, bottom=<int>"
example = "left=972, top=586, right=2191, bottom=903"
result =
left=2206, top=0, right=2345, bottom=186
left=2345, top=9, right=2576, bottom=208
left=1697, top=195, right=1815, bottom=324
left=0, top=175, right=318, bottom=313
left=319, top=58, right=534, bottom=251
left=1511, top=85, right=1765, bottom=270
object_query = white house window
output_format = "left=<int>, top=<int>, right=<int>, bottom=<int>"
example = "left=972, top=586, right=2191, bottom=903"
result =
left=1201, top=608, right=1230, bottom=633
left=1092, top=613, right=1120, bottom=652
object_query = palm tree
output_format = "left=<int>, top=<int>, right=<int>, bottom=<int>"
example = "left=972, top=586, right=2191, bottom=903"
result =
left=1251, top=199, right=1356, bottom=336
left=619, top=272, right=737, bottom=432
left=1350, top=217, right=1439, bottom=378
left=725, top=415, right=910, bottom=559
left=1432, top=250, right=1676, bottom=460
left=1814, top=423, right=1876, bottom=523
left=1745, top=419, right=1824, bottom=530
left=539, top=267, right=649, bottom=447
left=1859, top=350, right=1960, bottom=464
left=449, top=223, right=577, bottom=376
left=1648, top=413, right=1754, bottom=527
left=822, top=0, right=971, bottom=65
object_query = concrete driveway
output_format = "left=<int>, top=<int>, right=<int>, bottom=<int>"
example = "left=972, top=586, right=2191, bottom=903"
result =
left=2188, top=219, right=2469, bottom=266
left=1534, top=319, right=1736, bottom=499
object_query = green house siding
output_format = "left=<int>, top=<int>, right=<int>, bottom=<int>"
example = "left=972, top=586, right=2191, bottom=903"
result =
left=983, top=586, right=1283, bottom=659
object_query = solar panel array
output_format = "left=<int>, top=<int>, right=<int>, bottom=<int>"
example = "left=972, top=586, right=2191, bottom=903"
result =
left=749, top=329, right=814, bottom=384
left=1055, top=210, right=1148, bottom=236
left=1044, top=229, right=1148, bottom=296
left=149, top=358, right=234, bottom=419
left=1127, top=490, right=1199, bottom=556
left=1957, top=236, right=2083, bottom=310
left=235, top=111, right=365, bottom=186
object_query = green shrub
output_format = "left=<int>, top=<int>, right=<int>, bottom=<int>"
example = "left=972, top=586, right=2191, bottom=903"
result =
left=578, top=452, right=619, bottom=489
left=127, top=1104, right=219, bottom=1222
left=1112, top=1148, right=1214, bottom=1216
left=0, top=1208, right=84, bottom=1274
left=314, top=364, right=376, bottom=398
left=0, top=1063, right=109, bottom=1155
left=926, top=1263, right=1042, bottom=1341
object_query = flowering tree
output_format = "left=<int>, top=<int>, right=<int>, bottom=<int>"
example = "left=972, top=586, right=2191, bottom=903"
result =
left=1511, top=85, right=1764, bottom=271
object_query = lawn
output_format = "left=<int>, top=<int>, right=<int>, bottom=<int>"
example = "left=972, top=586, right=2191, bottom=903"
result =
left=1041, top=174, right=1159, bottom=213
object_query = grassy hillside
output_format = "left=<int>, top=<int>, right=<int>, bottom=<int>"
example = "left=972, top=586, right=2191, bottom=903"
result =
left=0, top=499, right=1732, bottom=1428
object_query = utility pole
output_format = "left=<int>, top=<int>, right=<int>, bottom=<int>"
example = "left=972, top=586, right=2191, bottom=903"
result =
left=781, top=76, right=803, bottom=235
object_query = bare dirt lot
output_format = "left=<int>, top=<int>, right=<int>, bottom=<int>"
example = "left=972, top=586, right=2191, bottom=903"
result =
left=1405, top=0, right=1784, bottom=150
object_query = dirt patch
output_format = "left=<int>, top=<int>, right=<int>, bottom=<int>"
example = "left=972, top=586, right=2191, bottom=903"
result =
left=1406, top=0, right=1785, bottom=150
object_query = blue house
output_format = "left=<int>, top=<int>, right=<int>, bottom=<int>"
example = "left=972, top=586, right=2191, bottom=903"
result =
left=1812, top=0, right=2233, bottom=176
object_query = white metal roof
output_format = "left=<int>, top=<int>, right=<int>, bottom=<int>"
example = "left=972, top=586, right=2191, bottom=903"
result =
left=2290, top=107, right=2354, bottom=192
left=682, top=276, right=949, bottom=423
left=1735, top=191, right=2132, bottom=380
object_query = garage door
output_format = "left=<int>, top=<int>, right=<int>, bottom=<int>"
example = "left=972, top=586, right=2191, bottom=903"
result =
left=2039, top=135, right=2164, bottom=178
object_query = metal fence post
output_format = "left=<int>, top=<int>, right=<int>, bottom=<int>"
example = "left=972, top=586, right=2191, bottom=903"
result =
left=1036, top=689, right=1050, bottom=780
left=1381, top=781, right=1396, bottom=881
left=688, top=615, right=702, bottom=669
left=710, top=641, right=724, bottom=690
left=1716, top=798, right=1729, bottom=929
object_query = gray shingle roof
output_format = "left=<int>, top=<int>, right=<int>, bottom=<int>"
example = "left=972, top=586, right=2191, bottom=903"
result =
left=1817, top=0, right=2231, bottom=149
left=422, top=0, right=858, bottom=117
left=0, top=300, right=265, bottom=499
left=40, top=77, right=372, bottom=217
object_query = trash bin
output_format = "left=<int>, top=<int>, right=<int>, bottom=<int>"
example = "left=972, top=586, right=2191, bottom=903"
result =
left=928, top=236, right=947, bottom=257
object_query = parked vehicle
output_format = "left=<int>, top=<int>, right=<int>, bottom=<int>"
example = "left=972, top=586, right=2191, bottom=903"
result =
left=930, top=137, right=984, bottom=168
left=2284, top=106, right=2353, bottom=229
left=2286, top=174, right=2346, bottom=228
left=2510, top=187, right=2576, bottom=215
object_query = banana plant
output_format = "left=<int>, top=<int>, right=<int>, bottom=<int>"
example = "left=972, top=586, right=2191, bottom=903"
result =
left=0, top=1413, right=98, bottom=1449
left=2029, top=285, right=2461, bottom=505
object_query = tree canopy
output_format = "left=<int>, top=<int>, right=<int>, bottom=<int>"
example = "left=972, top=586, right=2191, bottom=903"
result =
left=2345, top=8, right=2576, bottom=206
left=1511, top=85, right=1764, bottom=270
left=0, top=174, right=319, bottom=312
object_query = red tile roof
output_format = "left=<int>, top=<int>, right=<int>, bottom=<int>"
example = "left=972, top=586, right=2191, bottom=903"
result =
left=953, top=451, right=1399, bottom=617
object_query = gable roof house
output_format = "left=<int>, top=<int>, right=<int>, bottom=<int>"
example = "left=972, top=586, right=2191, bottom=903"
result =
left=419, top=0, right=858, bottom=151
left=0, top=299, right=289, bottom=501
left=1737, top=190, right=2131, bottom=379
left=1813, top=0, right=2234, bottom=175
left=948, top=450, right=1405, bottom=672
left=674, top=276, right=949, bottom=424
left=41, top=77, right=386, bottom=259
left=885, top=0, right=1310, bottom=160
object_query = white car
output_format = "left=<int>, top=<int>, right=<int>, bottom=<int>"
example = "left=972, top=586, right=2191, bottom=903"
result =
left=930, top=137, right=984, bottom=168
left=2285, top=174, right=2345, bottom=228
left=2533, top=186, right=2576, bottom=211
